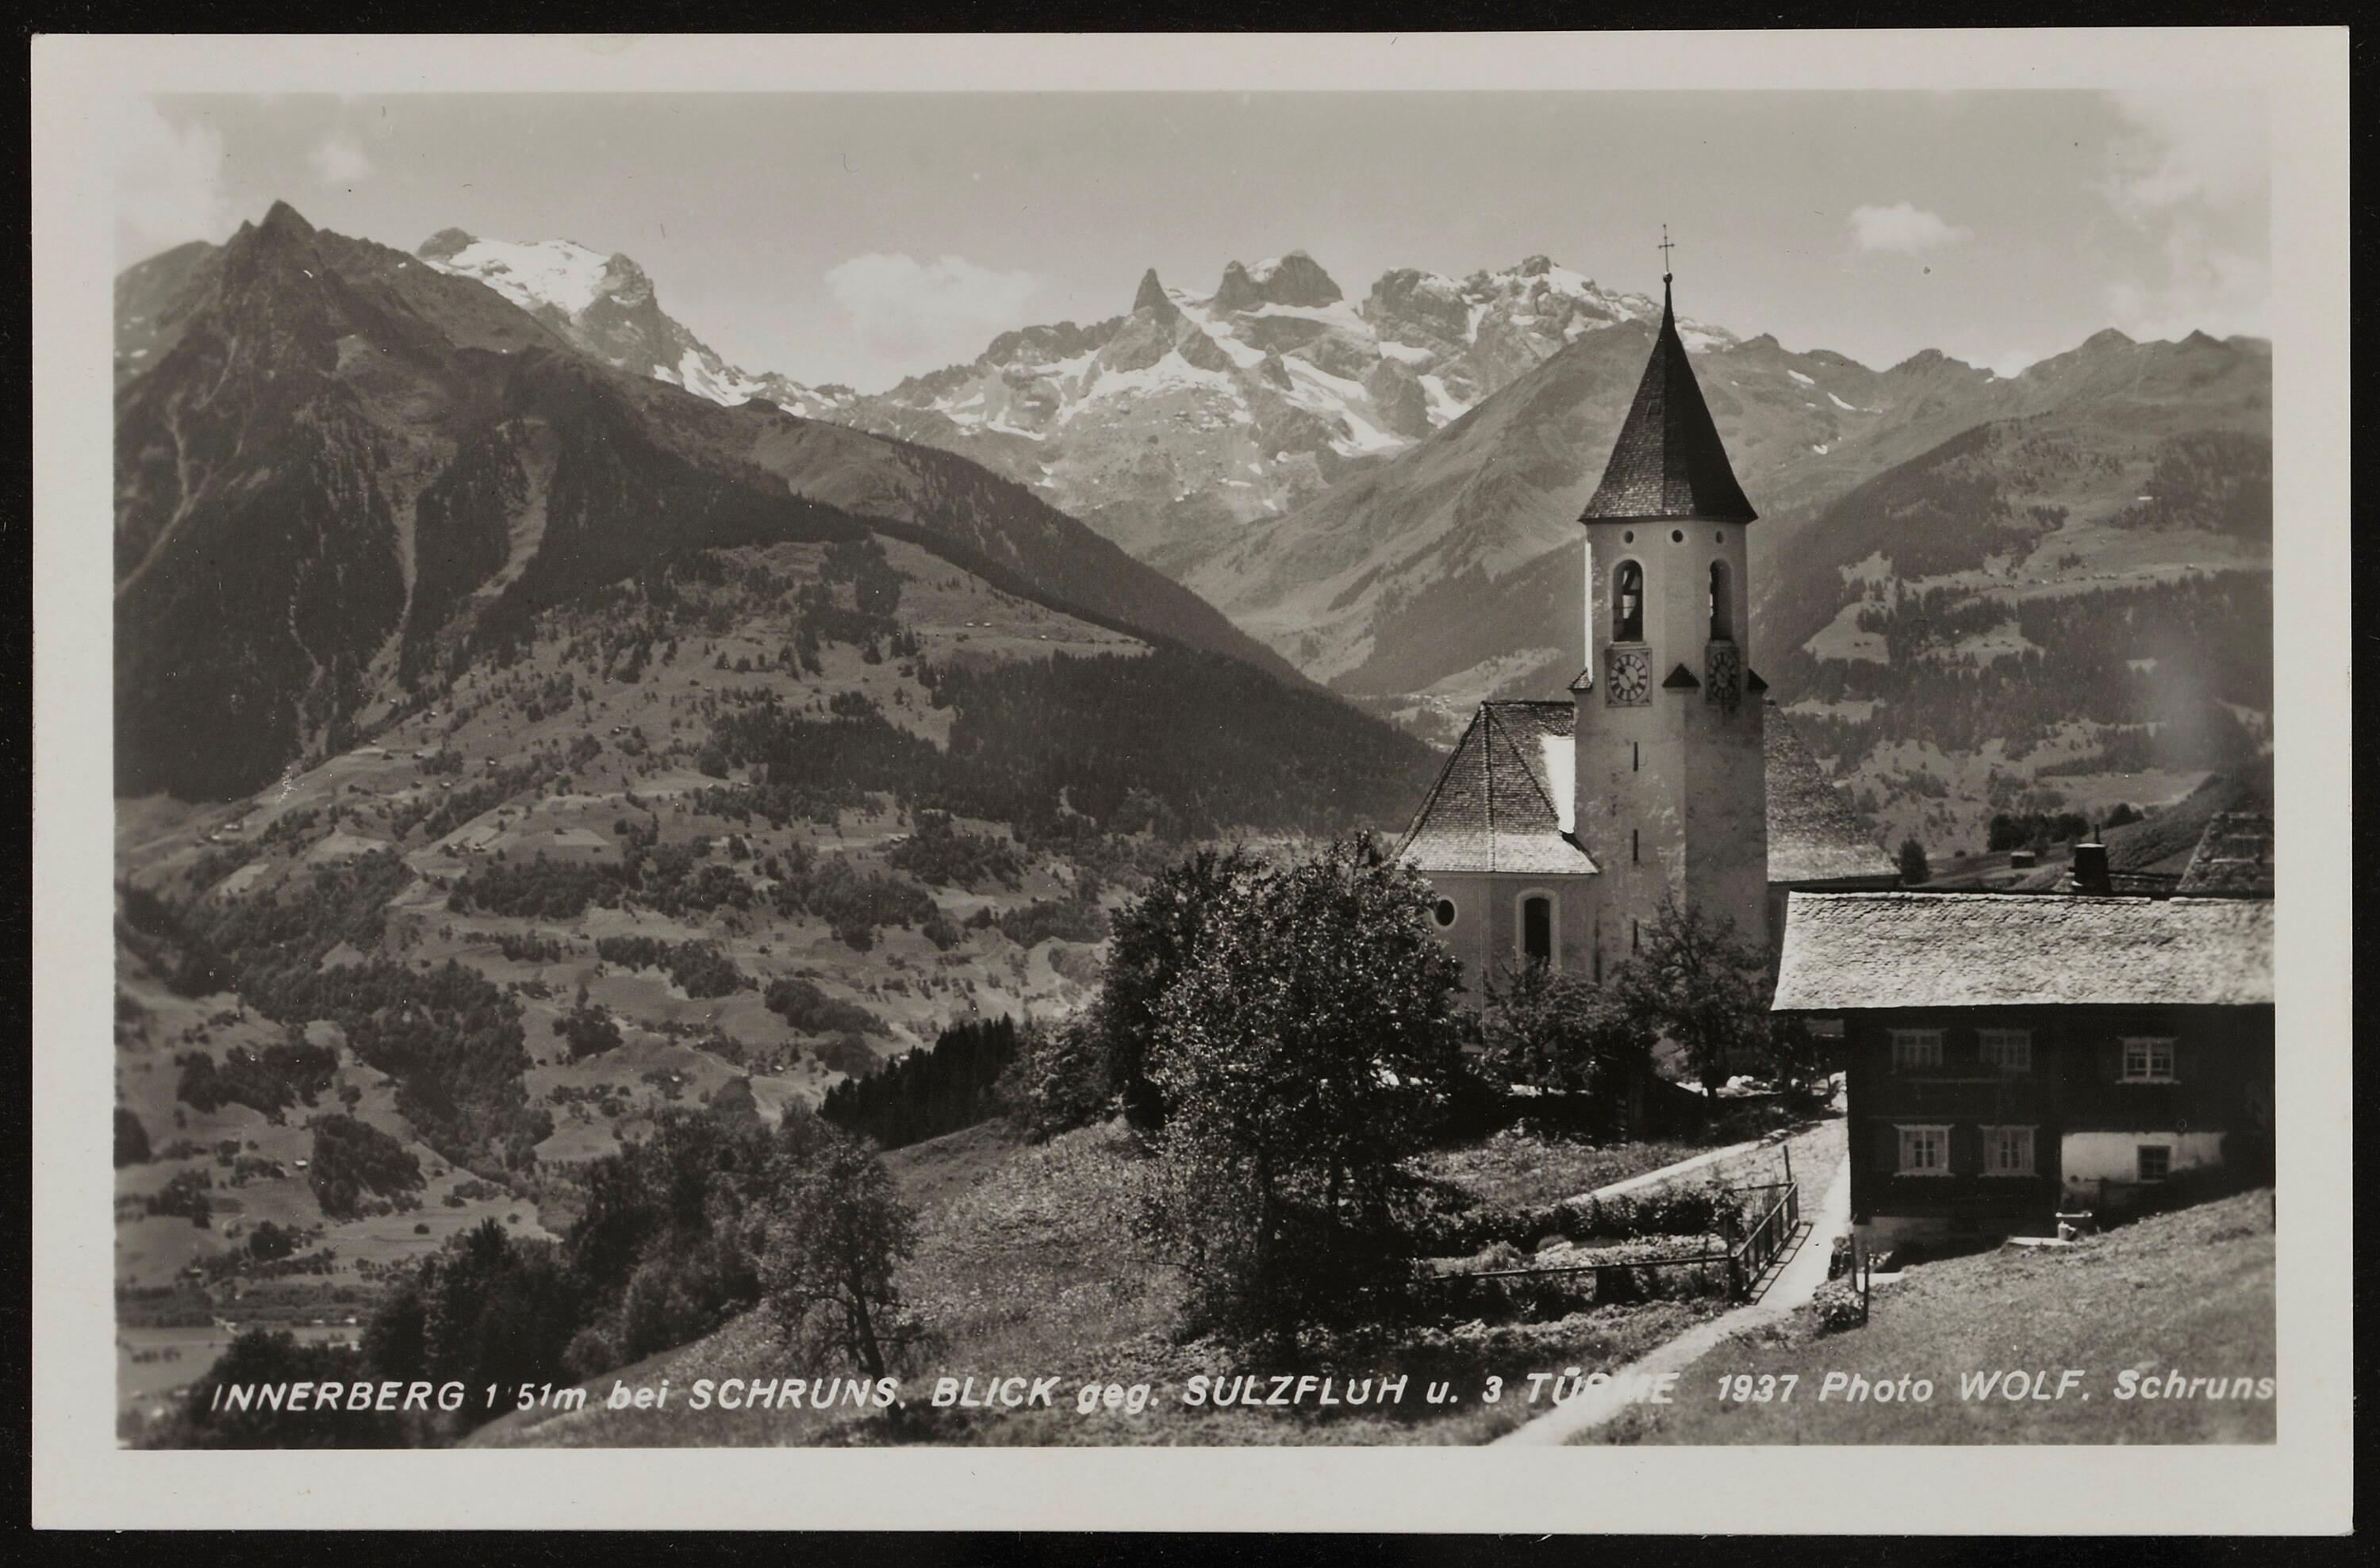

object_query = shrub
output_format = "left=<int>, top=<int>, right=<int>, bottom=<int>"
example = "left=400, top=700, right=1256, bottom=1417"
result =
left=1810, top=1280, right=1866, bottom=1336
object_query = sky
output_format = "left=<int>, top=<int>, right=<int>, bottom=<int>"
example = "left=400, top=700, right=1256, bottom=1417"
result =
left=117, top=90, right=2269, bottom=393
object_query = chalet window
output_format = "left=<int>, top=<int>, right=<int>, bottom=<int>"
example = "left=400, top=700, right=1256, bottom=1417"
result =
left=1613, top=562, right=1645, bottom=642
left=1983, top=1125, right=2036, bottom=1177
left=2136, top=1144, right=2172, bottom=1182
left=1520, top=895, right=1553, bottom=966
left=1978, top=1029, right=2033, bottom=1075
left=1890, top=1029, right=1944, bottom=1072
left=1896, top=1125, right=1951, bottom=1176
left=2121, top=1037, right=2177, bottom=1083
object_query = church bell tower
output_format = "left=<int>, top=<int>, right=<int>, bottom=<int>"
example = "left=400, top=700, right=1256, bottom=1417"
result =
left=1570, top=255, right=1768, bottom=968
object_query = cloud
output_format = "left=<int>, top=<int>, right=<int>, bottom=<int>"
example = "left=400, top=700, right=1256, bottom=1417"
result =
left=309, top=132, right=374, bottom=186
left=2103, top=90, right=2266, bottom=218
left=823, top=253, right=1040, bottom=381
left=2100, top=90, right=2268, bottom=343
left=2106, top=223, right=2270, bottom=343
left=1848, top=203, right=1970, bottom=255
left=114, top=100, right=236, bottom=259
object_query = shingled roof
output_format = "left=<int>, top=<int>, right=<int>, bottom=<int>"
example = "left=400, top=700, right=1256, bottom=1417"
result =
left=1578, top=280, right=1757, bottom=524
left=1772, top=891, right=2275, bottom=1010
left=1399, top=702, right=1598, bottom=875
left=1765, top=712, right=1901, bottom=885
left=2176, top=811, right=2274, bottom=898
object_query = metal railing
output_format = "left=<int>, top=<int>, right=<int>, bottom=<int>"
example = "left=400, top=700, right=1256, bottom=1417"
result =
left=1726, top=1178, right=1801, bottom=1298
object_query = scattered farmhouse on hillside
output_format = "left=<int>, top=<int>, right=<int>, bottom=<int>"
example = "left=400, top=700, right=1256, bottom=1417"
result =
left=1774, top=865, right=2275, bottom=1248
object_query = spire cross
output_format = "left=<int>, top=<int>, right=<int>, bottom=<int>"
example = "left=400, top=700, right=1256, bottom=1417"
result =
left=1657, top=226, right=1676, bottom=281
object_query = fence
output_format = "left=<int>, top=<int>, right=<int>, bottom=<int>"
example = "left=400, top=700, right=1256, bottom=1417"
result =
left=1434, top=1147, right=1806, bottom=1305
left=1723, top=1178, right=1802, bottom=1298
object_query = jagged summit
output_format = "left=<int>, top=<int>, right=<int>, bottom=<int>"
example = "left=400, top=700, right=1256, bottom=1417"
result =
left=1579, top=280, right=1759, bottom=523
left=416, top=228, right=477, bottom=263
left=1131, top=267, right=1173, bottom=315
left=1214, top=249, right=1342, bottom=311
left=256, top=199, right=317, bottom=240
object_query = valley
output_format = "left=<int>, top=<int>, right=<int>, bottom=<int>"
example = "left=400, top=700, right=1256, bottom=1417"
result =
left=109, top=198, right=2274, bottom=1432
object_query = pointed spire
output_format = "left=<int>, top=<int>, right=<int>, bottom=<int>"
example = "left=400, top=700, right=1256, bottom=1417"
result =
left=1132, top=267, right=1173, bottom=315
left=1577, top=264, right=1756, bottom=525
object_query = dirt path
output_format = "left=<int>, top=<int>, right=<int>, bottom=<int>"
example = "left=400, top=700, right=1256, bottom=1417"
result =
left=1495, top=1119, right=1853, bottom=1447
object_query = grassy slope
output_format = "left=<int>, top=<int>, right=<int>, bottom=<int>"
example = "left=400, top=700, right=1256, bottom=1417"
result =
left=1599, top=1188, right=2275, bottom=1445
left=470, top=1114, right=1791, bottom=1449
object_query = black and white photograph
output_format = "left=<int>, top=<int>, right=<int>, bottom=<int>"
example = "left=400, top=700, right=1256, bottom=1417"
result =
left=31, top=29, right=2352, bottom=1533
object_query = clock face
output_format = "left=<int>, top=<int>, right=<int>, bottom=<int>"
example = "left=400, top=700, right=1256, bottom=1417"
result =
left=1706, top=642, right=1743, bottom=708
left=1606, top=646, right=1652, bottom=707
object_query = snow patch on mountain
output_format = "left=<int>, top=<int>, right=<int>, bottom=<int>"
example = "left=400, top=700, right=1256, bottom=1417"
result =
left=418, top=229, right=856, bottom=421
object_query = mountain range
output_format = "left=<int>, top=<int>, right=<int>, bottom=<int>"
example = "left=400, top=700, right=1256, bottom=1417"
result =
left=109, top=201, right=2272, bottom=1409
left=113, top=204, right=1310, bottom=803
left=116, top=209, right=2275, bottom=853
left=413, top=236, right=1732, bottom=579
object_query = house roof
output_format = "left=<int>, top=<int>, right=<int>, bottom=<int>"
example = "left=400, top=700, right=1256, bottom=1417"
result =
left=1578, top=280, right=1758, bottom=524
left=1765, top=713, right=1902, bottom=886
left=1772, top=891, right=2275, bottom=1010
left=2176, top=811, right=2274, bottom=898
left=1399, top=702, right=1598, bottom=876
left=1403, top=702, right=1900, bottom=887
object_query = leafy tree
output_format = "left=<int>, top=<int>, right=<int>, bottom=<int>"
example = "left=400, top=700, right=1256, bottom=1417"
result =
left=114, top=1106, right=152, bottom=1167
left=410, top=1219, right=582, bottom=1432
left=1088, top=845, right=1262, bottom=1128
left=760, top=1127, right=927, bottom=1379
left=553, top=996, right=624, bottom=1060
left=307, top=1113, right=424, bottom=1218
left=1002, top=1014, right=1112, bottom=1140
left=1611, top=897, right=1771, bottom=1097
left=1897, top=838, right=1931, bottom=886
left=1765, top=1014, right=1834, bottom=1110
left=1138, top=834, right=1467, bottom=1348
left=2104, top=802, right=2143, bottom=830
left=165, top=1331, right=405, bottom=1448
left=1479, top=962, right=1653, bottom=1134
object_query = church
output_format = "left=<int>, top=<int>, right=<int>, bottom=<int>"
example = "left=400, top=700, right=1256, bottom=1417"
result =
left=1398, top=266, right=1898, bottom=989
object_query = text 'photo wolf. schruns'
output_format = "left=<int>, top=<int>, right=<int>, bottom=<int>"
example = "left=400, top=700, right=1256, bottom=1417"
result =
left=113, top=89, right=2277, bottom=1450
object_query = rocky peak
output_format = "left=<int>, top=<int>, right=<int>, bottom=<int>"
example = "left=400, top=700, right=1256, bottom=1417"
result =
left=593, top=251, right=655, bottom=311
left=1215, top=250, right=1342, bottom=312
left=1515, top=254, right=1555, bottom=277
left=1213, top=260, right=1264, bottom=312
left=416, top=228, right=477, bottom=263
left=1131, top=267, right=1177, bottom=317
left=256, top=200, right=318, bottom=243
left=1253, top=249, right=1342, bottom=308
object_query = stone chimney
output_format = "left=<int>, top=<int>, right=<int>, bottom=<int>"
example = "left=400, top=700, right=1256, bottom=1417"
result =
left=2069, top=838, right=2112, bottom=895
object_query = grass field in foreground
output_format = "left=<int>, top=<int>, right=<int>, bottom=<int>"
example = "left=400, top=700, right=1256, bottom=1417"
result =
left=474, top=1116, right=1777, bottom=1447
left=1597, top=1188, right=2276, bottom=1445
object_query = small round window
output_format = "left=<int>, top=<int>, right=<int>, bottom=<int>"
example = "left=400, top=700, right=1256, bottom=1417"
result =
left=1671, top=528, right=1686, bottom=543
left=1432, top=899, right=1457, bottom=928
left=1622, top=530, right=1636, bottom=544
